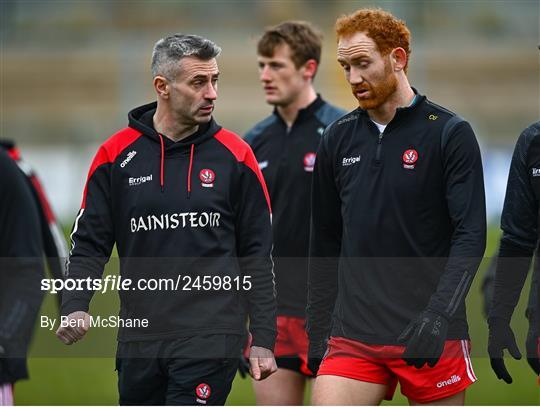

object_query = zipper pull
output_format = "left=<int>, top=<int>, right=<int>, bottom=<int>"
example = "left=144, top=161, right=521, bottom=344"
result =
left=375, top=133, right=384, bottom=162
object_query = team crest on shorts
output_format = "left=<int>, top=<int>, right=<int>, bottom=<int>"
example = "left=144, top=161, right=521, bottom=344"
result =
left=195, top=383, right=211, bottom=404
left=199, top=169, right=215, bottom=187
left=303, top=152, right=316, bottom=172
left=402, top=149, right=418, bottom=170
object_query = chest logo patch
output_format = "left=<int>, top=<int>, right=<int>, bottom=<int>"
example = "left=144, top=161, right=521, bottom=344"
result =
left=402, top=149, right=418, bottom=170
left=196, top=383, right=211, bottom=403
left=303, top=152, right=316, bottom=172
left=532, top=168, right=540, bottom=177
left=199, top=169, right=215, bottom=188
left=258, top=160, right=269, bottom=170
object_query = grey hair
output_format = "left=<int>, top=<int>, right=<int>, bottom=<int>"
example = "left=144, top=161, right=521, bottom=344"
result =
left=151, top=34, right=221, bottom=80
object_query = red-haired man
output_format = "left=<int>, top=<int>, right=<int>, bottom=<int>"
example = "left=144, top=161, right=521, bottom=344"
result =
left=307, top=8, right=486, bottom=405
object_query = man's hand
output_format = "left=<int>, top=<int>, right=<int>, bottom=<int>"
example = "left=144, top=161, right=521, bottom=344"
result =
left=238, top=354, right=251, bottom=379
left=307, top=338, right=328, bottom=376
left=55, top=311, right=90, bottom=345
left=525, top=318, right=539, bottom=376
left=397, top=309, right=449, bottom=369
left=488, top=317, right=522, bottom=383
left=248, top=345, right=277, bottom=380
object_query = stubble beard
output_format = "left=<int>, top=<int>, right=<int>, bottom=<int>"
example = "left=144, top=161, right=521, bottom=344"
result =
left=356, top=62, right=398, bottom=111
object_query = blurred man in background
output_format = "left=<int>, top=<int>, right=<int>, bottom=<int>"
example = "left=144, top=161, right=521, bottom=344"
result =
left=0, top=148, right=45, bottom=405
left=56, top=34, right=277, bottom=405
left=244, top=21, right=345, bottom=405
left=0, top=140, right=68, bottom=307
left=307, top=8, right=486, bottom=405
left=488, top=120, right=540, bottom=383
left=482, top=250, right=538, bottom=379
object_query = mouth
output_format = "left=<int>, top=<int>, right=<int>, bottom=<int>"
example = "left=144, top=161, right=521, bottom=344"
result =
left=354, top=89, right=370, bottom=99
left=264, top=86, right=277, bottom=94
left=199, top=105, right=214, bottom=114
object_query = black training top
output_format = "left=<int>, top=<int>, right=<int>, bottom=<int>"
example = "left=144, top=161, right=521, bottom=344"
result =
left=245, top=95, right=345, bottom=317
left=490, top=121, right=540, bottom=329
left=0, top=149, right=44, bottom=383
left=307, top=91, right=487, bottom=345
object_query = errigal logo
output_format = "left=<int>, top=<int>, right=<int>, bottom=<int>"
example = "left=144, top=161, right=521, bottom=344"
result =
left=342, top=155, right=361, bottom=166
left=128, top=174, right=152, bottom=186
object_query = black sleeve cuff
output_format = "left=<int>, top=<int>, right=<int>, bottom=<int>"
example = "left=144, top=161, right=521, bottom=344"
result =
left=250, top=328, right=276, bottom=352
left=60, top=299, right=90, bottom=317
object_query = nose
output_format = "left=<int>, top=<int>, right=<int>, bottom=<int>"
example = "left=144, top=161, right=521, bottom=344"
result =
left=204, top=82, right=217, bottom=100
left=259, top=65, right=271, bottom=83
left=349, top=66, right=364, bottom=85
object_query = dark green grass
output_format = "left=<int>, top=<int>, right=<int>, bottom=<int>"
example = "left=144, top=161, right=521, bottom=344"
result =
left=14, top=226, right=540, bottom=405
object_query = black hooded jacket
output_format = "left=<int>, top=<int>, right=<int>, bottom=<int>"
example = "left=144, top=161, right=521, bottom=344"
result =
left=0, top=149, right=44, bottom=383
left=61, top=102, right=277, bottom=349
left=490, top=121, right=540, bottom=334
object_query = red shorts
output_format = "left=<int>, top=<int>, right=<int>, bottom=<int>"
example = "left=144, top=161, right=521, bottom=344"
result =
left=318, top=336, right=477, bottom=403
left=274, top=316, right=312, bottom=376
left=244, top=316, right=312, bottom=376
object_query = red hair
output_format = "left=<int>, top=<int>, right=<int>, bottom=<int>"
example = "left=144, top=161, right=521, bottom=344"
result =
left=335, top=8, right=411, bottom=71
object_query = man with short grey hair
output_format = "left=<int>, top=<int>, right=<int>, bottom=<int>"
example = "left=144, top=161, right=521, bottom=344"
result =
left=56, top=33, right=277, bottom=405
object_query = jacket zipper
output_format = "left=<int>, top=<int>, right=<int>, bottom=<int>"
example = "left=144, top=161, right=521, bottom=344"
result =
left=375, top=132, right=384, bottom=162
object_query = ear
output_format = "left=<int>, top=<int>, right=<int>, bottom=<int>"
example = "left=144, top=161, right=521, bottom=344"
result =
left=390, top=48, right=408, bottom=72
left=153, top=76, right=170, bottom=99
left=302, top=59, right=318, bottom=81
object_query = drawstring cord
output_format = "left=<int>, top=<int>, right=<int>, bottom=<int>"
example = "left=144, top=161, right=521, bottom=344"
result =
left=158, top=133, right=165, bottom=192
left=187, top=144, right=194, bottom=199
left=157, top=134, right=194, bottom=198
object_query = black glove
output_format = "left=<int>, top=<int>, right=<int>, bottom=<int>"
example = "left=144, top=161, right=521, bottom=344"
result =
left=525, top=318, right=539, bottom=376
left=307, top=338, right=327, bottom=376
left=397, top=309, right=449, bottom=369
left=488, top=317, right=522, bottom=384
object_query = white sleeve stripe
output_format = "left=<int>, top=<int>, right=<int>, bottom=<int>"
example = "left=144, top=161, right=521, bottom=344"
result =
left=66, top=208, right=85, bottom=277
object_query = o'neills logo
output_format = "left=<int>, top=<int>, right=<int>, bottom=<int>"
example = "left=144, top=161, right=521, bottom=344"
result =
left=120, top=150, right=137, bottom=168
left=130, top=212, right=221, bottom=232
left=436, top=375, right=461, bottom=388
left=129, top=174, right=152, bottom=186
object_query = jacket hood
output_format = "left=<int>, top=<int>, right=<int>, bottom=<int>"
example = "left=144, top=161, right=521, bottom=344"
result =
left=128, top=101, right=222, bottom=151
left=127, top=101, right=222, bottom=196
